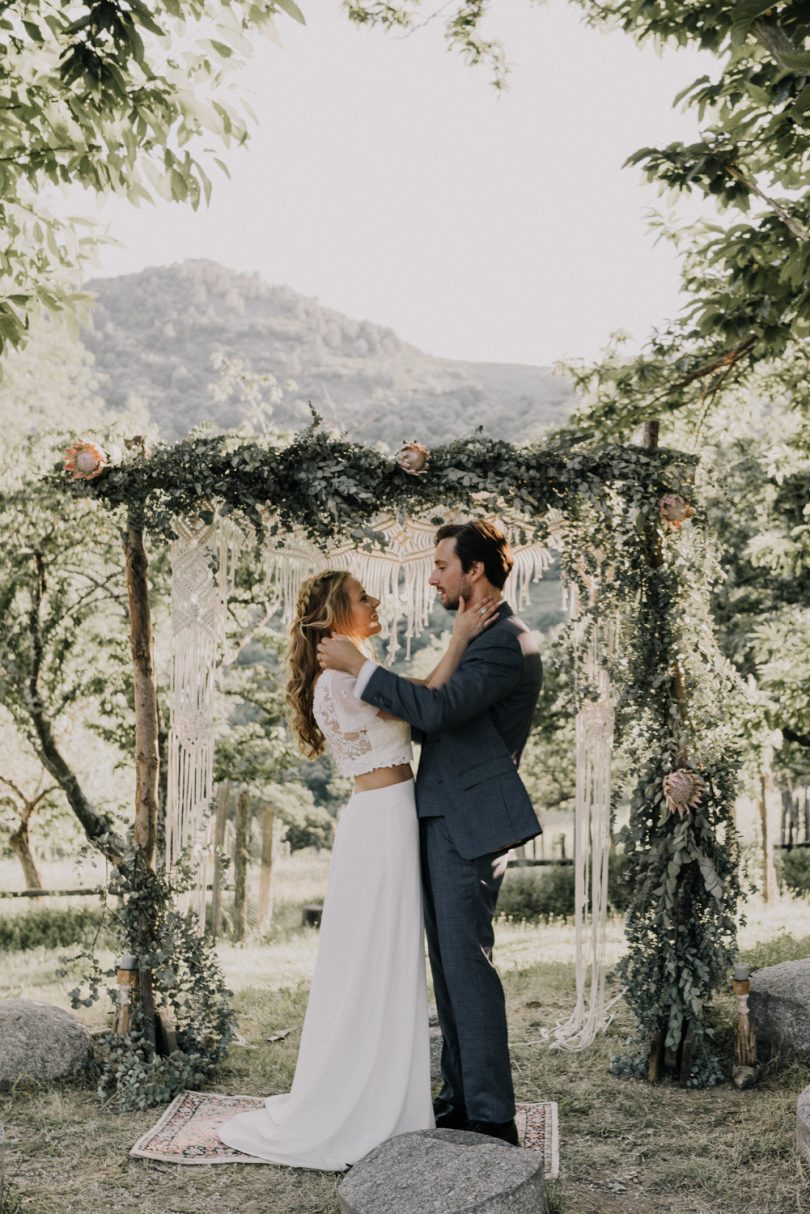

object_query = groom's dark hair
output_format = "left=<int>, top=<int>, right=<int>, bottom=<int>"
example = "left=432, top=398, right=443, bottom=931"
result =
left=435, top=520, right=514, bottom=590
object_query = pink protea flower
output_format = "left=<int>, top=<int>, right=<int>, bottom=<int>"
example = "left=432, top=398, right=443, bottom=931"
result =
left=659, top=493, right=694, bottom=528
left=662, top=769, right=703, bottom=817
left=395, top=441, right=430, bottom=476
left=64, top=440, right=107, bottom=481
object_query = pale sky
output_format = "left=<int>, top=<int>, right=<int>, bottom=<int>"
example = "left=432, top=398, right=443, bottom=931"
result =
left=74, top=2, right=712, bottom=367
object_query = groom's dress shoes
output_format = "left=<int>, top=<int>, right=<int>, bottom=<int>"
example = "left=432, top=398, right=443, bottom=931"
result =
left=466, top=1118, right=520, bottom=1146
left=433, top=1101, right=469, bottom=1130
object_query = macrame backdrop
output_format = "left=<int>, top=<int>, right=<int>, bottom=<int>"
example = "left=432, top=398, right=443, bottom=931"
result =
left=262, top=511, right=565, bottom=662
left=543, top=579, right=620, bottom=1051
left=166, top=512, right=245, bottom=925
left=167, top=507, right=619, bottom=1052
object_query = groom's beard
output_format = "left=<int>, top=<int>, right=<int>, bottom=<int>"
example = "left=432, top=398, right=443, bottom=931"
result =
left=440, top=576, right=474, bottom=612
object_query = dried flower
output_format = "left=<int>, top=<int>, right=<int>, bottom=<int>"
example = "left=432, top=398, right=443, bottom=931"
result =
left=659, top=493, right=694, bottom=528
left=662, top=769, right=703, bottom=817
left=64, top=440, right=107, bottom=481
left=395, top=441, right=430, bottom=476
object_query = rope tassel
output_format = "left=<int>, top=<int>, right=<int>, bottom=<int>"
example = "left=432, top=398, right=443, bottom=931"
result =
left=544, top=577, right=621, bottom=1052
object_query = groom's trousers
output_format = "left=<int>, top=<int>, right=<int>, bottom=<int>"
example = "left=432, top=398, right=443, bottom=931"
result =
left=419, top=814, right=515, bottom=1125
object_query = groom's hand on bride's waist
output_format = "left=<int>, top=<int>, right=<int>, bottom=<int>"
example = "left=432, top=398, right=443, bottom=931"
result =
left=317, top=636, right=368, bottom=676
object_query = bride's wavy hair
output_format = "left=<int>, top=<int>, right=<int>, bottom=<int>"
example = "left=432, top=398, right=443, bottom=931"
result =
left=286, top=570, right=354, bottom=758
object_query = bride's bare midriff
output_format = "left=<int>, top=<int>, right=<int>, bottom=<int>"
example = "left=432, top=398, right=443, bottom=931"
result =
left=353, top=763, right=413, bottom=792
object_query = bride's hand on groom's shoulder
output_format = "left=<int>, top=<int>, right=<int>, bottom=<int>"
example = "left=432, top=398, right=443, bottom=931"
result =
left=452, top=595, right=499, bottom=644
left=317, top=635, right=366, bottom=676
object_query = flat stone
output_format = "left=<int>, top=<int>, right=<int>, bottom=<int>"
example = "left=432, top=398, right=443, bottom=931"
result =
left=338, top=1129, right=547, bottom=1214
left=798, top=1086, right=810, bottom=1163
left=749, top=959, right=810, bottom=1053
left=0, top=999, right=93, bottom=1088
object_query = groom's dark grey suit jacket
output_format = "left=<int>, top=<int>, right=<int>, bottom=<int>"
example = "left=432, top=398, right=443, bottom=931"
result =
left=360, top=604, right=543, bottom=859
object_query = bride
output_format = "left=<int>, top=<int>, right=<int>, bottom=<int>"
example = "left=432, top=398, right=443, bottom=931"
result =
left=218, top=569, right=497, bottom=1171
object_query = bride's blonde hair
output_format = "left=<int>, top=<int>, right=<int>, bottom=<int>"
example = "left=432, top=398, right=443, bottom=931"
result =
left=286, top=570, right=354, bottom=758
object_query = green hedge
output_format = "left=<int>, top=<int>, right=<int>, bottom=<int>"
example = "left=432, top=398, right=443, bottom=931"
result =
left=498, top=853, right=631, bottom=923
left=779, top=848, right=810, bottom=898
left=0, top=906, right=109, bottom=952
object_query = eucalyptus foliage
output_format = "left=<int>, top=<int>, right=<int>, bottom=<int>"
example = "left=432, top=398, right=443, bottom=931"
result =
left=68, top=843, right=235, bottom=1110
left=73, top=424, right=695, bottom=542
left=601, top=515, right=749, bottom=1083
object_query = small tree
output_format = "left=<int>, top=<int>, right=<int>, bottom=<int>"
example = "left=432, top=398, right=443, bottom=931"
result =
left=0, top=774, right=58, bottom=888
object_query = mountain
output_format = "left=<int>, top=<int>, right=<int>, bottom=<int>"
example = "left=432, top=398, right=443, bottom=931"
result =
left=81, top=260, right=573, bottom=447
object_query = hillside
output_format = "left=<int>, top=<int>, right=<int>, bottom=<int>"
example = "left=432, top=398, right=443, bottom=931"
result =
left=81, top=260, right=573, bottom=447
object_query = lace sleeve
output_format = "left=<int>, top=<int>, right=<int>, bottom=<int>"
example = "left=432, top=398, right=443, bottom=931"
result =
left=326, top=670, right=380, bottom=731
left=312, top=670, right=411, bottom=776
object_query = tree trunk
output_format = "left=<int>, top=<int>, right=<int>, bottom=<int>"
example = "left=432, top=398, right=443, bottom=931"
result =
left=642, top=419, right=660, bottom=450
left=232, top=788, right=251, bottom=944
left=29, top=708, right=122, bottom=859
left=210, top=781, right=230, bottom=940
left=643, top=414, right=693, bottom=1082
left=124, top=519, right=160, bottom=871
left=123, top=519, right=162, bottom=1050
left=257, top=802, right=275, bottom=932
left=157, top=695, right=169, bottom=848
left=8, top=822, right=42, bottom=889
left=24, top=553, right=123, bottom=863
left=758, top=772, right=777, bottom=903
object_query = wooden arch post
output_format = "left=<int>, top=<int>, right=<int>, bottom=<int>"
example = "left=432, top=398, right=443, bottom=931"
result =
left=124, top=513, right=160, bottom=869
left=643, top=417, right=695, bottom=1084
left=123, top=510, right=161, bottom=1047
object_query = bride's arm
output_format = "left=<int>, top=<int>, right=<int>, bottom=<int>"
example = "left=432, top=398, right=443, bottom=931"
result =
left=417, top=596, right=499, bottom=688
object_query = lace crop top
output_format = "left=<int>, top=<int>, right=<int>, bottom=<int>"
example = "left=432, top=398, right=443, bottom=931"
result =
left=313, top=669, right=412, bottom=778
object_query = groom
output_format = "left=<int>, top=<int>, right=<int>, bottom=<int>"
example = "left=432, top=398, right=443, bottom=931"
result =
left=318, top=520, right=542, bottom=1145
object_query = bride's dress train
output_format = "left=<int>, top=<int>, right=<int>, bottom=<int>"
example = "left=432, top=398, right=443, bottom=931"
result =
left=218, top=672, right=434, bottom=1170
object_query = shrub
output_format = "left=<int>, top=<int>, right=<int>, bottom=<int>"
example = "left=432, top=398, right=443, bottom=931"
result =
left=498, top=851, right=630, bottom=923
left=742, top=932, right=810, bottom=971
left=498, top=866, right=575, bottom=921
left=779, top=848, right=810, bottom=898
left=0, top=905, right=110, bottom=952
left=607, top=851, right=632, bottom=912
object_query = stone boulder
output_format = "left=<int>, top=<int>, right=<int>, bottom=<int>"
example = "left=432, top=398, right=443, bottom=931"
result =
left=749, top=959, right=810, bottom=1054
left=338, top=1129, right=547, bottom=1214
left=0, top=999, right=93, bottom=1088
left=797, top=1086, right=810, bottom=1163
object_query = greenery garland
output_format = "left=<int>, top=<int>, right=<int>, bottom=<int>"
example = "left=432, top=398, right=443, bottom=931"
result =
left=611, top=524, right=747, bottom=1083
left=63, top=422, right=748, bottom=1088
left=67, top=424, right=696, bottom=544
left=67, top=841, right=235, bottom=1110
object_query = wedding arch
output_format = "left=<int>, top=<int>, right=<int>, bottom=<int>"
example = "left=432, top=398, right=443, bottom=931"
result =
left=65, top=423, right=744, bottom=1095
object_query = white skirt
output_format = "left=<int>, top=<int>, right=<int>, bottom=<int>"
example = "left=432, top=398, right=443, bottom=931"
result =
left=218, top=778, right=434, bottom=1170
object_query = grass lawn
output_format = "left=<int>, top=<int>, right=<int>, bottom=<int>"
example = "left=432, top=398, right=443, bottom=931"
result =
left=2, top=897, right=810, bottom=1214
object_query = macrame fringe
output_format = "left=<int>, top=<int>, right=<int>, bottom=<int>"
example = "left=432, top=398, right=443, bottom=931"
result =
left=542, top=578, right=621, bottom=1051
left=261, top=511, right=563, bottom=661
left=166, top=511, right=244, bottom=930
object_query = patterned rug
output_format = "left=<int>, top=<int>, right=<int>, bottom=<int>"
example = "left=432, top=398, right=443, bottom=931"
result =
left=131, top=1090, right=559, bottom=1179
